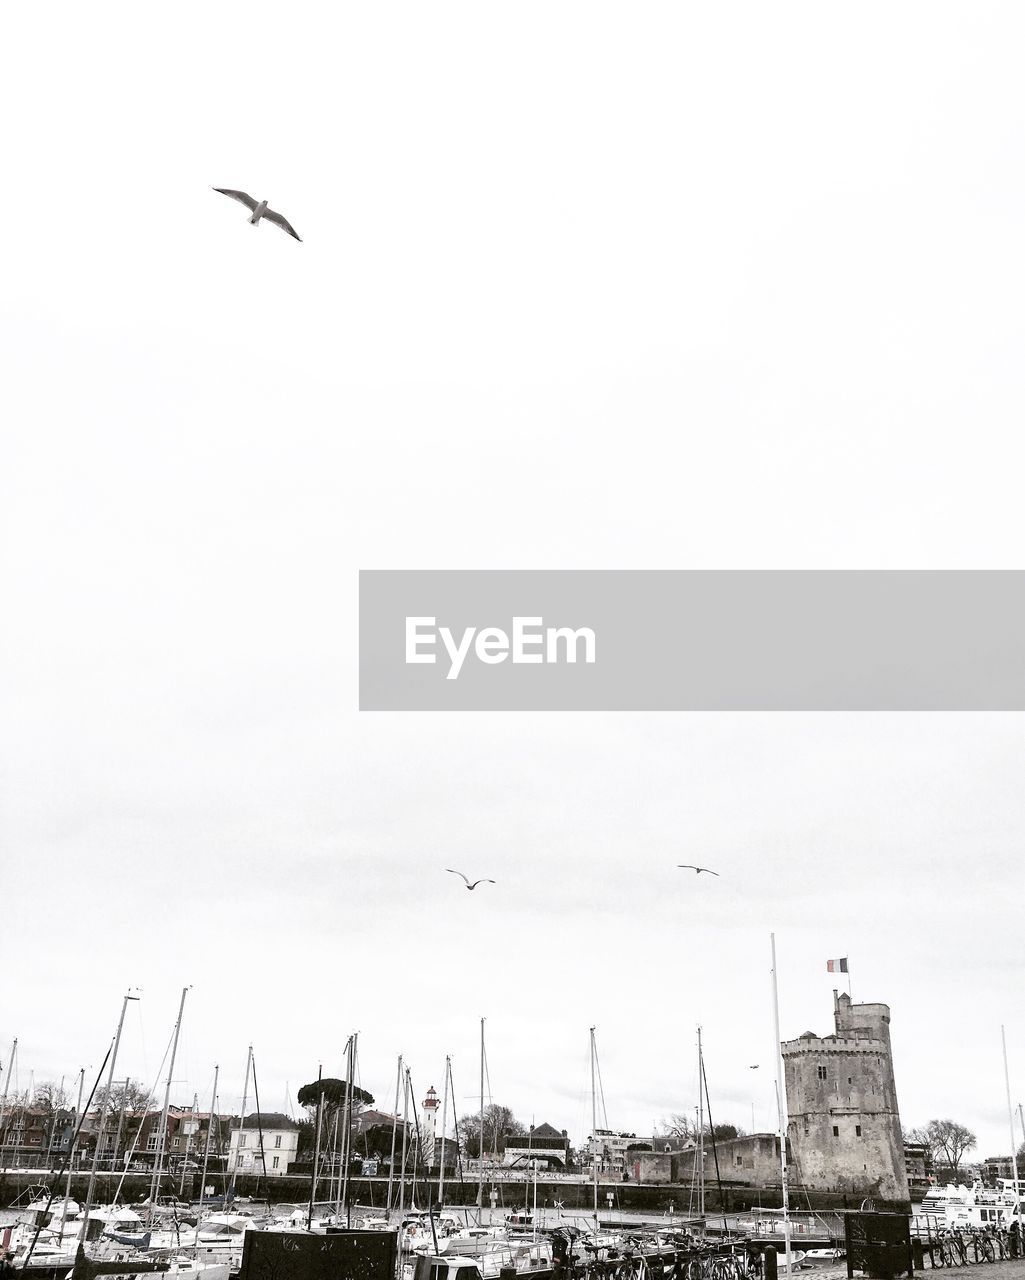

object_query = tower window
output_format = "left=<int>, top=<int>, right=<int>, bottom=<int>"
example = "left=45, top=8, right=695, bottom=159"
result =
left=817, top=1066, right=827, bottom=1081
left=856, top=1125, right=862, bottom=1137
left=832, top=1126, right=839, bottom=1137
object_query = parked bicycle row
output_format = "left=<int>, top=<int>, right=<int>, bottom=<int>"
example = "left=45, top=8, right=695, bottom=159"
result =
left=919, top=1224, right=1023, bottom=1268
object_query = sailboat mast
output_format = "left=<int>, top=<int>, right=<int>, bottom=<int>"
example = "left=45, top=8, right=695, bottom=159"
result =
left=590, top=1026, right=598, bottom=1226
left=479, top=1018, right=485, bottom=1215
left=194, top=1064, right=219, bottom=1245
left=438, top=1056, right=451, bottom=1203
left=235, top=1044, right=252, bottom=1191
left=342, top=1033, right=356, bottom=1227
left=770, top=934, right=793, bottom=1275
left=308, top=1065, right=325, bottom=1229
left=697, top=1026, right=705, bottom=1220
left=0, top=1039, right=15, bottom=1172
left=149, top=985, right=189, bottom=1209
left=1001, top=1026, right=1020, bottom=1192
left=60, top=1068, right=85, bottom=1236
left=399, top=1067, right=410, bottom=1216
left=85, top=991, right=138, bottom=1235
left=387, top=1054, right=402, bottom=1214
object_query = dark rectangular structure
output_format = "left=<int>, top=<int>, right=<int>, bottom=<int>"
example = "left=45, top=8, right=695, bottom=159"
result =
left=239, top=1229, right=398, bottom=1280
left=844, top=1211, right=913, bottom=1278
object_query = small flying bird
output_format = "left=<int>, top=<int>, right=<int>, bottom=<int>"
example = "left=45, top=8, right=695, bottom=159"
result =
left=677, top=865, right=719, bottom=876
left=749, top=1065, right=760, bottom=1069
left=213, top=188, right=302, bottom=241
left=446, top=869, right=496, bottom=891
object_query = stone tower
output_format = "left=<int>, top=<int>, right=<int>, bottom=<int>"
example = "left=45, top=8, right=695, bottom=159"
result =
left=421, top=1085, right=439, bottom=1168
left=782, top=991, right=909, bottom=1206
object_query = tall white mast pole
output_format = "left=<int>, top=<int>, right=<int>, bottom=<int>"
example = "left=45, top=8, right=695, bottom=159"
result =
left=83, top=991, right=138, bottom=1237
left=61, top=1068, right=85, bottom=1237
left=234, top=1045, right=253, bottom=1193
left=1001, top=1027, right=1020, bottom=1192
left=0, top=1040, right=16, bottom=1168
left=479, top=1018, right=485, bottom=1218
left=149, top=986, right=189, bottom=1209
left=697, top=1025, right=705, bottom=1222
left=194, top=1064, right=219, bottom=1245
left=438, top=1056, right=450, bottom=1203
left=398, top=1068, right=410, bottom=1216
left=770, top=934, right=793, bottom=1275
left=387, top=1054, right=402, bottom=1216
left=590, top=1026, right=599, bottom=1228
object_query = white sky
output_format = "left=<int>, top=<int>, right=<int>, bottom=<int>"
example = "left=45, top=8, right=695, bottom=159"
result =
left=3, top=2, right=1025, bottom=1165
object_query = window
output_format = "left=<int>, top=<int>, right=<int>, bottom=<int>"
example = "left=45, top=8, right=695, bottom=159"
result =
left=855, top=1125, right=862, bottom=1137
left=239, top=1134, right=247, bottom=1147
left=816, top=1066, right=827, bottom=1081
left=272, top=1156, right=280, bottom=1169
left=848, top=1077, right=853, bottom=1085
left=173, top=1137, right=180, bottom=1147
left=832, top=1126, right=839, bottom=1137
left=147, top=1135, right=159, bottom=1150
left=275, top=1135, right=282, bottom=1148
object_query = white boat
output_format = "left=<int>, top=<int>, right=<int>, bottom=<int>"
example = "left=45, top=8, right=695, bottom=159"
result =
left=434, top=1226, right=509, bottom=1257
left=941, top=1178, right=1023, bottom=1230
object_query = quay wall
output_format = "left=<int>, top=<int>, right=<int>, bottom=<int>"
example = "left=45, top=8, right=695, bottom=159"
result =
left=0, top=1170, right=909, bottom=1216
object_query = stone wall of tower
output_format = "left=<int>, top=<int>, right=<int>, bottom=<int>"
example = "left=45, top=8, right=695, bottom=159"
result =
left=782, top=993, right=909, bottom=1206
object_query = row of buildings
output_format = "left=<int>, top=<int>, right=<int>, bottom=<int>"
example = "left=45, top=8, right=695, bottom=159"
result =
left=0, top=1103, right=301, bottom=1176
left=1, top=993, right=1009, bottom=1202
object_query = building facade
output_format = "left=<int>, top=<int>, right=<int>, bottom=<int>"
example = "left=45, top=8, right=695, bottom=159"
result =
left=783, top=991, right=909, bottom=1205
left=585, top=1129, right=638, bottom=1177
left=228, top=1112, right=299, bottom=1176
left=503, top=1123, right=571, bottom=1169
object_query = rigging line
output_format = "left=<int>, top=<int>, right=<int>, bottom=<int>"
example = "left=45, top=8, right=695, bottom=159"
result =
left=405, top=1071, right=439, bottom=1253
left=113, top=1028, right=176, bottom=1204
left=699, top=1052, right=729, bottom=1234
left=251, top=1053, right=270, bottom=1198
left=20, top=1044, right=112, bottom=1272
left=351, top=1040, right=376, bottom=1210
left=594, top=1044, right=610, bottom=1131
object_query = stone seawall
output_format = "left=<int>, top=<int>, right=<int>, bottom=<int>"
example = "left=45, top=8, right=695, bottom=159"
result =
left=0, top=1170, right=909, bottom=1214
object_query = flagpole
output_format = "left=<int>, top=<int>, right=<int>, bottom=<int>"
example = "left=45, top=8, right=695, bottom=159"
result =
left=1001, top=1027, right=1020, bottom=1194
left=770, top=933, right=793, bottom=1276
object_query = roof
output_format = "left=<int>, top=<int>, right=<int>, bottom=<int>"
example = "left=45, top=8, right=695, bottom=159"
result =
left=236, top=1112, right=298, bottom=1131
left=531, top=1123, right=566, bottom=1140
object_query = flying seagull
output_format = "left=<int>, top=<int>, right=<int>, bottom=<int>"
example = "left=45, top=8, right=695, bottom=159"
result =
left=213, top=188, right=302, bottom=241
left=677, top=865, right=719, bottom=876
left=749, top=1065, right=760, bottom=1069
left=446, top=869, right=495, bottom=891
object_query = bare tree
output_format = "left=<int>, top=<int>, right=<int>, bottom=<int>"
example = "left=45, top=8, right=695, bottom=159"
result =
left=94, top=1079, right=154, bottom=1114
left=458, top=1104, right=527, bottom=1159
left=33, top=1081, right=71, bottom=1112
left=922, top=1119, right=977, bottom=1177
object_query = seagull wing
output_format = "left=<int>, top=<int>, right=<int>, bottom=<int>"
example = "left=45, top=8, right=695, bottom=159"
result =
left=213, top=188, right=259, bottom=212
left=677, top=865, right=700, bottom=871
left=468, top=879, right=496, bottom=890
left=264, top=207, right=302, bottom=241
left=700, top=868, right=720, bottom=876
left=446, top=869, right=471, bottom=886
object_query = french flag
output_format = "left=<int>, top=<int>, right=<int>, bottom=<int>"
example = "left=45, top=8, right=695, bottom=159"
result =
left=826, top=957, right=848, bottom=973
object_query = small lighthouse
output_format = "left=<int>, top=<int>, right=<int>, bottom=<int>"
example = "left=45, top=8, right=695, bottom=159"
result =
left=421, top=1085, right=440, bottom=1169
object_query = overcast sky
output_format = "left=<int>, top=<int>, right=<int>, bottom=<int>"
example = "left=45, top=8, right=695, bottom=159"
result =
left=3, top=2, right=1025, bottom=1168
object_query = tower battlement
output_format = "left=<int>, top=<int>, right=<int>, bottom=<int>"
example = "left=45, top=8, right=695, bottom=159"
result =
left=783, top=992, right=908, bottom=1206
